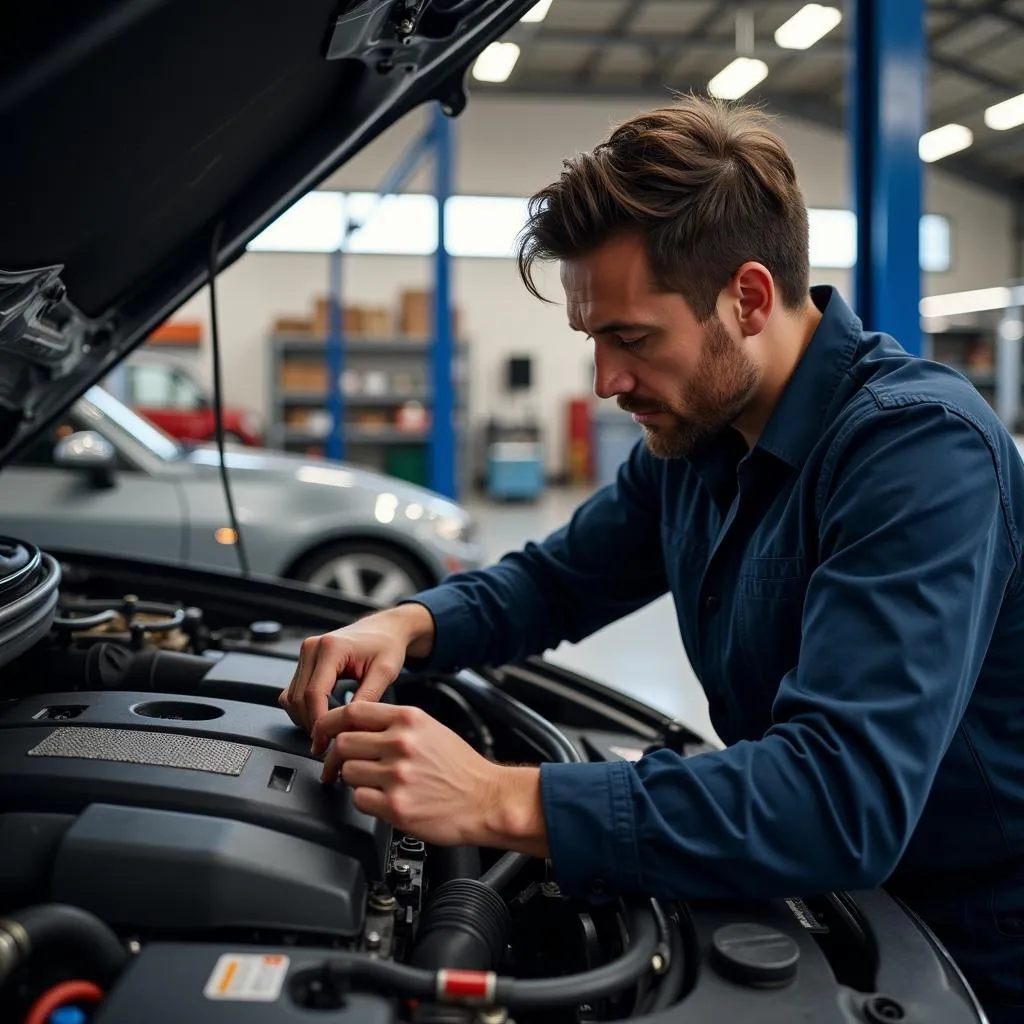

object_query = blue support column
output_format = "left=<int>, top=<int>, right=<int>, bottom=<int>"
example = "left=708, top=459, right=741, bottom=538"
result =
left=848, top=0, right=927, bottom=356
left=430, top=102, right=457, bottom=499
left=325, top=242, right=346, bottom=462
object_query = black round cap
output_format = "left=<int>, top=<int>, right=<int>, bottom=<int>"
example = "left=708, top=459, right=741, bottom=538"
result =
left=710, top=922, right=800, bottom=989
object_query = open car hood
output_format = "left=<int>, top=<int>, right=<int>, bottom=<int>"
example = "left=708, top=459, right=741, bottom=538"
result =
left=0, top=0, right=533, bottom=467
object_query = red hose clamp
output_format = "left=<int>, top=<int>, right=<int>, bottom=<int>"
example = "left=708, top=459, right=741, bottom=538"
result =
left=436, top=969, right=497, bottom=1005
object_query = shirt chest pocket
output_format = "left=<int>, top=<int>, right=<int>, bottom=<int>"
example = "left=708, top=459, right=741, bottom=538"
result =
left=735, top=555, right=809, bottom=705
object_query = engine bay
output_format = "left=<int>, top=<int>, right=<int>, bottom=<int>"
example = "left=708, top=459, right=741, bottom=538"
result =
left=0, top=536, right=988, bottom=1023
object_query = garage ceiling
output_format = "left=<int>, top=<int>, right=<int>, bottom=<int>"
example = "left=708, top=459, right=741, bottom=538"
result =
left=478, top=0, right=1024, bottom=203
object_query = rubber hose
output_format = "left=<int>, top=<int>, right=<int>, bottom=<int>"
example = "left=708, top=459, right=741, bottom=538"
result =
left=0, top=553, right=60, bottom=630
left=647, top=914, right=686, bottom=1013
left=0, top=904, right=128, bottom=987
left=410, top=879, right=511, bottom=972
left=328, top=898, right=659, bottom=1010
left=479, top=850, right=531, bottom=892
left=493, top=899, right=658, bottom=1009
left=452, top=670, right=583, bottom=764
left=429, top=844, right=482, bottom=887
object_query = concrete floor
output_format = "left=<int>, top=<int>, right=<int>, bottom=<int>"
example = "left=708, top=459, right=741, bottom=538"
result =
left=463, top=486, right=719, bottom=745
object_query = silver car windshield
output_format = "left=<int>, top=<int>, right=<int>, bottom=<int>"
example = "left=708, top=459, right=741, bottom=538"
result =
left=81, top=385, right=184, bottom=462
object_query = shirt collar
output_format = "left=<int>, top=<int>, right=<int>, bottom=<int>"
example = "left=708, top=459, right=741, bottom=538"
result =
left=751, top=285, right=863, bottom=469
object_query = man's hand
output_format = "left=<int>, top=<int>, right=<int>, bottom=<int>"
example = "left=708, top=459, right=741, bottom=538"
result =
left=316, top=700, right=550, bottom=855
left=279, top=603, right=435, bottom=745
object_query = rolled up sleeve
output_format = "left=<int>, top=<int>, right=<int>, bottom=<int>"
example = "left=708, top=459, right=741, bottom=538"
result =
left=539, top=400, right=1020, bottom=901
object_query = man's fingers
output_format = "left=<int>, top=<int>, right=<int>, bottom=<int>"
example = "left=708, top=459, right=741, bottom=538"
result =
left=279, top=639, right=313, bottom=727
left=334, top=730, right=387, bottom=761
left=351, top=786, right=391, bottom=821
left=304, top=639, right=352, bottom=734
left=341, top=699, right=404, bottom=730
left=340, top=759, right=390, bottom=788
left=321, top=742, right=388, bottom=786
left=310, top=705, right=349, bottom=755
left=310, top=699, right=397, bottom=753
left=351, top=660, right=400, bottom=704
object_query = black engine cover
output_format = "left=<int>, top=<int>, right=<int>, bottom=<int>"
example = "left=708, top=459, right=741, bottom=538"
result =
left=0, top=689, right=391, bottom=937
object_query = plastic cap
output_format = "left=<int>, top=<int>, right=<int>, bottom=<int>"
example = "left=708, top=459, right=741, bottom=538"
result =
left=48, top=1008, right=87, bottom=1024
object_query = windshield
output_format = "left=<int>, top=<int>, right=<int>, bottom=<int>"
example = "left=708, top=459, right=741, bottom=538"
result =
left=81, top=385, right=184, bottom=462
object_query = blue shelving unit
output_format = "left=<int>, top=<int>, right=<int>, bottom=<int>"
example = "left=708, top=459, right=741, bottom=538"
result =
left=320, top=102, right=460, bottom=501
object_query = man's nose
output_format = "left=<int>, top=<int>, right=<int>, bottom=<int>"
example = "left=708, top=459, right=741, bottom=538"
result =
left=593, top=348, right=635, bottom=400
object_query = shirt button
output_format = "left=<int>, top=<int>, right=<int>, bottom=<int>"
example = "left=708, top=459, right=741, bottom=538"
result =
left=704, top=594, right=721, bottom=613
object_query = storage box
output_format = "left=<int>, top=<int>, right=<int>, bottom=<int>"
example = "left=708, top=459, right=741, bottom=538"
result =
left=280, top=363, right=327, bottom=392
left=399, top=290, right=460, bottom=338
left=486, top=441, right=545, bottom=501
left=272, top=316, right=315, bottom=336
left=314, top=299, right=367, bottom=337
left=400, top=290, right=431, bottom=337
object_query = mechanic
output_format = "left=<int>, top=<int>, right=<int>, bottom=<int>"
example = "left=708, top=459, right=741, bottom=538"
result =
left=281, top=95, right=1024, bottom=1020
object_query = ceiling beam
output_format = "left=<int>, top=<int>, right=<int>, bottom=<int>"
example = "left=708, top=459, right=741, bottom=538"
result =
left=929, top=52, right=1021, bottom=98
left=473, top=76, right=1024, bottom=201
left=527, top=28, right=844, bottom=56
left=642, top=1, right=727, bottom=90
left=574, top=0, right=649, bottom=84
left=930, top=0, right=1024, bottom=32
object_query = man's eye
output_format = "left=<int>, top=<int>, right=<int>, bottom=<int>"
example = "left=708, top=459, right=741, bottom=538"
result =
left=619, top=336, right=646, bottom=349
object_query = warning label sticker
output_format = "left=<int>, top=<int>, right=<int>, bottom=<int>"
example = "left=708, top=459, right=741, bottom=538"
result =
left=203, top=953, right=290, bottom=1002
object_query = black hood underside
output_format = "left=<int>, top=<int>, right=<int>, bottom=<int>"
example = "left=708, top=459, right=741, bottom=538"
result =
left=0, top=0, right=532, bottom=466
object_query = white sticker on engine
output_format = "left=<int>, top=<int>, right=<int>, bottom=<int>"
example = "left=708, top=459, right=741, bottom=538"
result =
left=203, top=953, right=290, bottom=1002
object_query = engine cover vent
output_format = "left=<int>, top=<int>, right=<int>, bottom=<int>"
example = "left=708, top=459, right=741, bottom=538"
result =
left=27, top=726, right=251, bottom=776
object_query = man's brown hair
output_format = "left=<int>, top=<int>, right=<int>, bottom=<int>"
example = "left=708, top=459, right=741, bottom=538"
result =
left=516, top=94, right=811, bottom=323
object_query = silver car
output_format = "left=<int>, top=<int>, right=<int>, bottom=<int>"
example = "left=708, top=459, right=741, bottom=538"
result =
left=0, top=385, right=482, bottom=606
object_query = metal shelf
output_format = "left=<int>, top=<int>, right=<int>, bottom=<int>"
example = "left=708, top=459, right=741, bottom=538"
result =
left=271, top=336, right=460, bottom=356
left=282, top=428, right=430, bottom=446
left=279, top=391, right=430, bottom=407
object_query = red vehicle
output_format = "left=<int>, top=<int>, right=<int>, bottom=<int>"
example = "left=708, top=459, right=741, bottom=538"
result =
left=116, top=354, right=263, bottom=447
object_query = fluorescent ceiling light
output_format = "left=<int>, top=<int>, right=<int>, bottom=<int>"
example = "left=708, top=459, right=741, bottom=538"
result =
left=774, top=4, right=842, bottom=50
left=984, top=92, right=1024, bottom=131
left=472, top=41, right=521, bottom=83
left=918, top=123, right=973, bottom=163
left=708, top=57, right=768, bottom=100
left=520, top=0, right=553, bottom=22
left=919, top=287, right=1012, bottom=319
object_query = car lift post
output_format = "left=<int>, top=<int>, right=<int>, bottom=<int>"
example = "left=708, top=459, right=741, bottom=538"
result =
left=848, top=0, right=926, bottom=356
left=325, top=103, right=459, bottom=502
left=430, top=101, right=457, bottom=501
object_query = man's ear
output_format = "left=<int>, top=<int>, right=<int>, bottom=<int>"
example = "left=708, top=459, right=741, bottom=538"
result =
left=724, top=262, right=774, bottom=337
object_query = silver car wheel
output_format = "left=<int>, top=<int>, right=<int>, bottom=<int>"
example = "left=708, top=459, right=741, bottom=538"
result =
left=307, top=552, right=419, bottom=606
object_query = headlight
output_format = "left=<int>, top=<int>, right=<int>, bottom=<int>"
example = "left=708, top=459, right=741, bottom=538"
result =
left=433, top=516, right=472, bottom=543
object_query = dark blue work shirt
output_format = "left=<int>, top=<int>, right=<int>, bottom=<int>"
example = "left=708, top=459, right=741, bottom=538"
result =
left=410, top=286, right=1024, bottom=1017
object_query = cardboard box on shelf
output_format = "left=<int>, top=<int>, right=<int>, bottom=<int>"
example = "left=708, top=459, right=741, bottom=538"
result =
left=313, top=298, right=394, bottom=338
left=400, top=290, right=431, bottom=337
left=272, top=316, right=315, bottom=336
left=280, top=363, right=328, bottom=392
left=361, top=307, right=393, bottom=337
left=399, top=289, right=460, bottom=339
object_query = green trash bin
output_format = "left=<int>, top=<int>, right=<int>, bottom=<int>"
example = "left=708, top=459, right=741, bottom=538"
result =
left=386, top=445, right=428, bottom=486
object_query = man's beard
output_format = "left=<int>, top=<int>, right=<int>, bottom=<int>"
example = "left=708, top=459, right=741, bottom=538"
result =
left=619, top=317, right=760, bottom=459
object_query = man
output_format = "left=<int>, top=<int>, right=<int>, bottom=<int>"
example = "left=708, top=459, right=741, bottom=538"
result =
left=281, top=96, right=1024, bottom=1019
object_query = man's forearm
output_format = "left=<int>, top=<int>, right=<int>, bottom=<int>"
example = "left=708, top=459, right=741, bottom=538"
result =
left=477, top=765, right=550, bottom=858
left=385, top=601, right=436, bottom=660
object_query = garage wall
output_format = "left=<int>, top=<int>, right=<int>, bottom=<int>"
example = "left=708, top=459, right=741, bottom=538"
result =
left=171, top=94, right=1017, bottom=477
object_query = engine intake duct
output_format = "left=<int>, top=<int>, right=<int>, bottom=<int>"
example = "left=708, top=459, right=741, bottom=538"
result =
left=410, top=878, right=510, bottom=973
